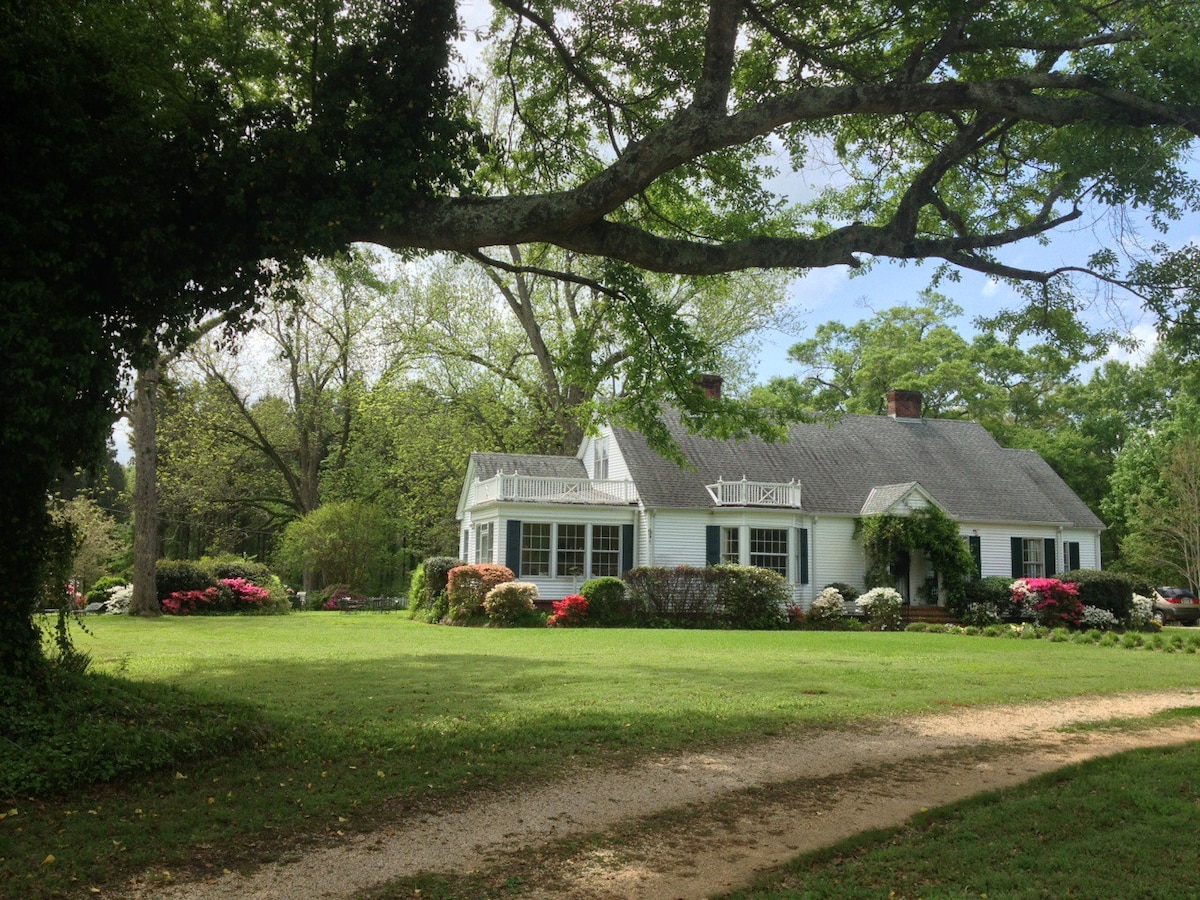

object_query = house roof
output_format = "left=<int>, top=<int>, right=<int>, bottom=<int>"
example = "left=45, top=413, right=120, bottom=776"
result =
left=611, top=413, right=1104, bottom=529
left=468, top=452, right=587, bottom=480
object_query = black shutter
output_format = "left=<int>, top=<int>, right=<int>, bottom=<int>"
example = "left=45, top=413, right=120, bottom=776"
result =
left=799, top=527, right=809, bottom=585
left=621, top=523, right=634, bottom=575
left=706, top=525, right=721, bottom=566
left=1066, top=541, right=1081, bottom=572
left=506, top=520, right=522, bottom=575
left=968, top=535, right=982, bottom=579
left=1011, top=537, right=1024, bottom=579
left=1044, top=538, right=1057, bottom=577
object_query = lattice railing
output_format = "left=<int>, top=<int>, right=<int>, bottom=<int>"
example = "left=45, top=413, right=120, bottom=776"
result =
left=705, top=477, right=802, bottom=507
left=472, top=474, right=639, bottom=506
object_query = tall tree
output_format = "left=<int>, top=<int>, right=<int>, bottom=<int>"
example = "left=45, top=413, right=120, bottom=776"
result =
left=5, top=0, right=1199, bottom=676
left=1, top=0, right=473, bottom=675
left=406, top=249, right=794, bottom=452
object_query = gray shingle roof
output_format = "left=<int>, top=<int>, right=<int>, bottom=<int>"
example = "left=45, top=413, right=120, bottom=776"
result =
left=469, top=452, right=587, bottom=480
left=611, top=413, right=1104, bottom=528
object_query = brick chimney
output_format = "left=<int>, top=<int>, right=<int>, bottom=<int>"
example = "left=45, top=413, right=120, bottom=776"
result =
left=886, top=389, right=922, bottom=419
left=697, top=374, right=723, bottom=400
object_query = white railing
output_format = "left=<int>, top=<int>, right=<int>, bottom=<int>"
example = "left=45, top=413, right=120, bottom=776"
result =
left=472, top=474, right=639, bottom=506
left=705, top=477, right=802, bottom=508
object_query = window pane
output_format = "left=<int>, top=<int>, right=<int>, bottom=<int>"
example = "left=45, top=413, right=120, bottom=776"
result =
left=557, top=523, right=586, bottom=577
left=591, top=524, right=621, bottom=578
left=476, top=522, right=493, bottom=564
left=1022, top=538, right=1044, bottom=578
left=722, top=527, right=740, bottom=565
left=749, top=527, right=788, bottom=576
left=521, top=523, right=551, bottom=576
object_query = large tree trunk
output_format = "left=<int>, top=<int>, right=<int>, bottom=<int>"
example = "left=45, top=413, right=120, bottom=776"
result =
left=130, top=364, right=162, bottom=616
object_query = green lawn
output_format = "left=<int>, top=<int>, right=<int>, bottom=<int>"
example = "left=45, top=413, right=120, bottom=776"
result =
left=722, top=739, right=1200, bottom=900
left=3, top=614, right=1199, bottom=897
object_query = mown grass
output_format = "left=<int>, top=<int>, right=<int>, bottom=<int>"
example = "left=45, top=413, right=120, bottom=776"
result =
left=3, top=614, right=1199, bottom=897
left=722, top=741, right=1200, bottom=900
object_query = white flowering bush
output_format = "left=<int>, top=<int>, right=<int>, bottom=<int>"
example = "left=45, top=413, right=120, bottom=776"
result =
left=857, top=587, right=905, bottom=631
left=105, top=583, right=133, bottom=615
left=1128, top=594, right=1157, bottom=630
left=961, top=601, right=1003, bottom=627
left=1080, top=605, right=1118, bottom=630
left=805, top=587, right=847, bottom=627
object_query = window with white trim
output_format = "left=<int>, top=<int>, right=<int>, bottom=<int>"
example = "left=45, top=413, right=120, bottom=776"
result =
left=475, top=522, right=493, bottom=564
left=593, top=439, right=609, bottom=480
left=722, top=527, right=740, bottom=565
left=1022, top=538, right=1045, bottom=578
left=557, top=523, right=586, bottom=577
left=749, top=528, right=788, bottom=576
left=521, top=523, right=551, bottom=576
left=591, top=525, right=621, bottom=577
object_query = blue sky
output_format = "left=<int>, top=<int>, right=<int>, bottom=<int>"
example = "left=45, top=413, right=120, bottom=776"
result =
left=752, top=195, right=1200, bottom=382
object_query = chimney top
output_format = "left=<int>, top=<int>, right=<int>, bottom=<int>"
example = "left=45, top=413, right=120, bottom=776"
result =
left=886, top=389, right=922, bottom=419
left=697, top=374, right=723, bottom=400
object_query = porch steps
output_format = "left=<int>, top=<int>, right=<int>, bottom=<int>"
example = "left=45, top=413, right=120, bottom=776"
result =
left=904, top=605, right=961, bottom=625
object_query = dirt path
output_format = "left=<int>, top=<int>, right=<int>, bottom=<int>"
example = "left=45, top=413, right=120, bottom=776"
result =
left=127, top=690, right=1200, bottom=900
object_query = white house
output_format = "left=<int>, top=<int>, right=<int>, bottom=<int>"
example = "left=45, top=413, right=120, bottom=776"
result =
left=455, top=389, right=1104, bottom=607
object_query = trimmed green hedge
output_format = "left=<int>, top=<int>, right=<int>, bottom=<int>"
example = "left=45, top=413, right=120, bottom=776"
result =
left=1060, top=569, right=1137, bottom=621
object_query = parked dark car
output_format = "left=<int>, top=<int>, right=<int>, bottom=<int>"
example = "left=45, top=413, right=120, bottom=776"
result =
left=1152, top=587, right=1200, bottom=625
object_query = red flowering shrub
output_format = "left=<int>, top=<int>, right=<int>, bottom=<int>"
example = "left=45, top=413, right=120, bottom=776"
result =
left=1012, top=578, right=1083, bottom=628
left=223, top=577, right=270, bottom=608
left=549, top=594, right=589, bottom=627
left=162, top=587, right=220, bottom=615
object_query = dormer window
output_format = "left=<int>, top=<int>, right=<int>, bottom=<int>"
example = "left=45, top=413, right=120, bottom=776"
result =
left=593, top=439, right=609, bottom=480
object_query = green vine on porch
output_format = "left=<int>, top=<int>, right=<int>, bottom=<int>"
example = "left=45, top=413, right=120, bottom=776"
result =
left=855, top=507, right=975, bottom=609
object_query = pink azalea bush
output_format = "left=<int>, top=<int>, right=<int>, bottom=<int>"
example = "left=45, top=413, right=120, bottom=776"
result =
left=162, top=586, right=220, bottom=615
left=163, top=577, right=272, bottom=615
left=547, top=594, right=589, bottom=627
left=1012, top=577, right=1083, bottom=629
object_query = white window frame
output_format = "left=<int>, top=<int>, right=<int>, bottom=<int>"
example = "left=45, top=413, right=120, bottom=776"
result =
left=591, top=524, right=621, bottom=578
left=520, top=522, right=623, bottom=578
left=476, top=522, right=494, bottom=565
left=1022, top=538, right=1045, bottom=578
left=749, top=527, right=789, bottom=577
left=721, top=526, right=740, bottom=565
left=593, top=439, right=609, bottom=480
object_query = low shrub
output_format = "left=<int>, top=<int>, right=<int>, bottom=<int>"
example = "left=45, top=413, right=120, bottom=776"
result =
left=623, top=566, right=724, bottom=627
left=822, top=581, right=860, bottom=604
left=1012, top=578, right=1083, bottom=629
left=423, top=556, right=463, bottom=604
left=156, top=559, right=218, bottom=598
left=104, top=583, right=133, bottom=614
left=447, top=564, right=515, bottom=620
left=716, top=565, right=790, bottom=629
left=203, top=555, right=274, bottom=587
left=905, top=622, right=928, bottom=633
left=1129, top=594, right=1156, bottom=631
left=86, top=575, right=128, bottom=606
left=1059, top=569, right=1136, bottom=622
left=579, top=577, right=632, bottom=625
left=1080, top=605, right=1119, bottom=631
left=802, top=587, right=849, bottom=630
left=960, top=576, right=1019, bottom=618
left=407, top=564, right=429, bottom=616
left=961, top=601, right=1004, bottom=627
left=857, top=587, right=905, bottom=631
left=484, top=581, right=539, bottom=625
left=547, top=593, right=588, bottom=627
